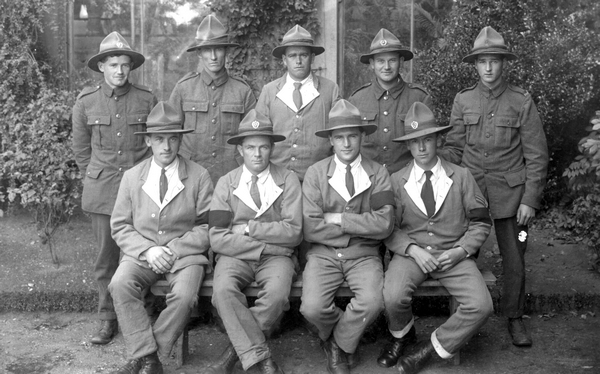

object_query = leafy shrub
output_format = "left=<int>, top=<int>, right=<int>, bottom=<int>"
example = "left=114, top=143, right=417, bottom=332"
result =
left=415, top=0, right=600, bottom=206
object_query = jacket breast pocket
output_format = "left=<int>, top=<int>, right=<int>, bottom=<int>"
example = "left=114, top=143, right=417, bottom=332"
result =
left=361, top=111, right=377, bottom=144
left=220, top=104, right=245, bottom=135
left=87, top=115, right=112, bottom=148
left=127, top=114, right=148, bottom=148
left=183, top=101, right=209, bottom=133
left=463, top=114, right=480, bottom=145
left=494, top=115, right=520, bottom=148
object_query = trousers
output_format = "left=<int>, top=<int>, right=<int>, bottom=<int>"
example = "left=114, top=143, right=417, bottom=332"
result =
left=109, top=261, right=204, bottom=359
left=91, top=213, right=120, bottom=320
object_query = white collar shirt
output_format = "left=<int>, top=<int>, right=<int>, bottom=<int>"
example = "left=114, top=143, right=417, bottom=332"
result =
left=276, top=73, right=320, bottom=112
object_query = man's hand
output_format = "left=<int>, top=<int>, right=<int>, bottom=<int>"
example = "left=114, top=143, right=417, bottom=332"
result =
left=231, top=223, right=247, bottom=235
left=143, top=246, right=175, bottom=274
left=516, top=204, right=536, bottom=226
left=324, top=213, right=342, bottom=226
left=262, top=244, right=294, bottom=257
left=436, top=247, right=468, bottom=272
left=407, top=244, right=440, bottom=274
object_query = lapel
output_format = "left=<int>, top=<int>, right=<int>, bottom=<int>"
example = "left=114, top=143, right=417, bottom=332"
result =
left=141, top=157, right=187, bottom=212
left=275, top=74, right=321, bottom=112
left=402, top=160, right=454, bottom=217
left=327, top=157, right=372, bottom=202
left=232, top=165, right=284, bottom=218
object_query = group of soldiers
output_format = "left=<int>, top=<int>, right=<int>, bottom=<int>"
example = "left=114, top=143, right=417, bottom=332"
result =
left=72, top=14, right=548, bottom=374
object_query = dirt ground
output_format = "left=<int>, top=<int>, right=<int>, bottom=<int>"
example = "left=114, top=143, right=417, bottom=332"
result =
left=1, top=211, right=599, bottom=373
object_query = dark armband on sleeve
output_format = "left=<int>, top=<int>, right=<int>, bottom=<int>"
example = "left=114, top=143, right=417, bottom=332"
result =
left=209, top=210, right=232, bottom=229
left=195, top=211, right=209, bottom=225
left=467, top=208, right=492, bottom=225
left=370, top=190, right=396, bottom=210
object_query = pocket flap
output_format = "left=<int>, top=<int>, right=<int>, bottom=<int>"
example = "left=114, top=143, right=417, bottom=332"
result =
left=85, top=164, right=103, bottom=179
left=183, top=101, right=208, bottom=112
left=127, top=114, right=147, bottom=124
left=503, top=167, right=526, bottom=187
left=360, top=111, right=377, bottom=122
left=87, top=115, right=110, bottom=126
left=495, top=115, right=519, bottom=128
left=220, top=104, right=245, bottom=114
left=463, top=114, right=480, bottom=125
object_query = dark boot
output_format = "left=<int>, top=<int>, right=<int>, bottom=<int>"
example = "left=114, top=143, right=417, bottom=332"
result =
left=346, top=348, right=360, bottom=369
left=139, top=352, right=163, bottom=374
left=320, top=337, right=350, bottom=374
left=256, top=357, right=284, bottom=374
left=376, top=326, right=417, bottom=368
left=397, top=340, right=436, bottom=374
left=110, top=358, right=142, bottom=374
left=508, top=317, right=533, bottom=347
left=202, top=343, right=239, bottom=374
left=91, top=320, right=118, bottom=345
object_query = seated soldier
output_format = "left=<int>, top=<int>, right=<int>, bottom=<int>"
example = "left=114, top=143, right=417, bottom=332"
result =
left=108, top=102, right=213, bottom=374
left=380, top=102, right=493, bottom=374
left=205, top=110, right=302, bottom=374
left=300, top=99, right=395, bottom=374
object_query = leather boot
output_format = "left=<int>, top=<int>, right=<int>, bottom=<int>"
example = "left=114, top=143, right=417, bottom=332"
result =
left=91, top=320, right=118, bottom=345
left=256, top=357, right=284, bottom=374
left=508, top=317, right=533, bottom=347
left=202, top=343, right=239, bottom=374
left=346, top=349, right=360, bottom=369
left=110, top=358, right=142, bottom=374
left=139, top=352, right=163, bottom=374
left=397, top=340, right=436, bottom=374
left=320, top=337, right=350, bottom=374
left=376, top=326, right=417, bottom=368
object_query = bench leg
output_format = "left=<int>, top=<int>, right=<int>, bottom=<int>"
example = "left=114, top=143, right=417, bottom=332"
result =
left=174, top=327, right=189, bottom=368
left=449, top=297, right=461, bottom=365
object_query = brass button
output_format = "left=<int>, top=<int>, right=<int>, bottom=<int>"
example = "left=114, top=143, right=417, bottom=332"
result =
left=292, top=144, right=297, bottom=148
left=117, top=150, right=123, bottom=155
left=383, top=111, right=389, bottom=116
left=116, top=114, right=120, bottom=118
left=291, top=157, right=296, bottom=161
left=383, top=146, right=388, bottom=151
left=117, top=132, right=122, bottom=137
left=211, top=119, right=216, bottom=124
left=383, top=128, right=389, bottom=133
left=212, top=102, right=216, bottom=107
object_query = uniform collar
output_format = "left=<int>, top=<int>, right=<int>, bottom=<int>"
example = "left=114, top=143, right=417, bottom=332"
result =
left=372, top=77, right=406, bottom=100
left=201, top=68, right=229, bottom=87
left=478, top=79, right=508, bottom=99
left=101, top=81, right=132, bottom=97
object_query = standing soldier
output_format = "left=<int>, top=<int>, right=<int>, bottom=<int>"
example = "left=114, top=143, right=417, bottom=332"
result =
left=256, top=24, right=341, bottom=181
left=441, top=26, right=549, bottom=347
left=169, top=15, right=256, bottom=184
left=72, top=32, right=157, bottom=345
left=349, top=28, right=433, bottom=175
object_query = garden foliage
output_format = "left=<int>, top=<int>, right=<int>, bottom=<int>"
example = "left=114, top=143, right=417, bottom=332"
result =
left=0, top=0, right=81, bottom=264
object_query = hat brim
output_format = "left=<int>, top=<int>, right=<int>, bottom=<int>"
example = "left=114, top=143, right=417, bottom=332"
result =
left=87, top=50, right=145, bottom=73
left=227, top=133, right=286, bottom=145
left=315, top=124, right=378, bottom=138
left=360, top=48, right=414, bottom=64
left=135, top=129, right=194, bottom=135
left=186, top=41, right=240, bottom=52
left=392, top=125, right=451, bottom=142
left=272, top=44, right=325, bottom=59
left=462, top=48, right=517, bottom=63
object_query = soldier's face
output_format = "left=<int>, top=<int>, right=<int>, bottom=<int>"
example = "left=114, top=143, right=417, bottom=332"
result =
left=329, top=128, right=363, bottom=165
left=199, top=47, right=226, bottom=74
left=370, top=52, right=403, bottom=85
left=237, top=136, right=272, bottom=175
left=282, top=46, right=314, bottom=81
left=407, top=133, right=439, bottom=170
left=98, top=55, right=131, bottom=88
left=476, top=54, right=504, bottom=88
left=145, top=133, right=181, bottom=168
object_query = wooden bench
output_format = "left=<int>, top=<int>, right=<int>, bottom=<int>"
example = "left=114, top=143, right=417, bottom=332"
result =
left=151, top=270, right=496, bottom=368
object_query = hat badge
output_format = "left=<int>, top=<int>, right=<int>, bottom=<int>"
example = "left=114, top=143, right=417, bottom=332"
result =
left=116, top=41, right=123, bottom=48
left=251, top=120, right=260, bottom=129
left=411, top=121, right=419, bottom=129
left=380, top=39, right=388, bottom=46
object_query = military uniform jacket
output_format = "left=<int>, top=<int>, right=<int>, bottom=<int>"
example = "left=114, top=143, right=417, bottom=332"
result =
left=72, top=81, right=157, bottom=215
left=440, top=80, right=548, bottom=219
left=385, top=159, right=491, bottom=258
left=111, top=156, right=213, bottom=273
left=255, top=74, right=341, bottom=181
left=349, top=78, right=433, bottom=175
left=302, top=156, right=395, bottom=261
left=168, top=69, right=256, bottom=184
left=208, top=163, right=303, bottom=262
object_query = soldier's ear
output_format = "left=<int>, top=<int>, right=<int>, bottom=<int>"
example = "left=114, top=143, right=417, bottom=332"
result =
left=144, top=135, right=152, bottom=147
left=236, top=144, right=244, bottom=157
left=97, top=61, right=105, bottom=73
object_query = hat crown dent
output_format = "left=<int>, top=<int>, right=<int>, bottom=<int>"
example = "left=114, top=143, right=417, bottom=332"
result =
left=473, top=26, right=508, bottom=50
left=370, top=28, right=403, bottom=51
left=239, top=110, right=274, bottom=132
left=405, top=102, right=436, bottom=129
left=282, top=25, right=315, bottom=45
left=147, top=102, right=183, bottom=128
left=99, top=31, right=134, bottom=53
left=196, top=14, right=228, bottom=42
left=329, top=99, right=361, bottom=121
